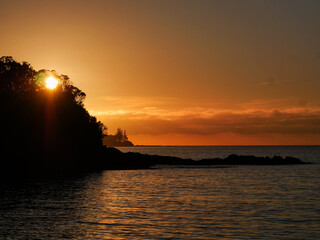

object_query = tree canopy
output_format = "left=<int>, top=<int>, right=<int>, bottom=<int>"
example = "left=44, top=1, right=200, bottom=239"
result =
left=103, top=128, right=134, bottom=146
left=0, top=56, right=107, bottom=174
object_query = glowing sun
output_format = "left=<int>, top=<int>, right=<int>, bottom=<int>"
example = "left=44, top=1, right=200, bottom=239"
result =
left=45, top=76, right=59, bottom=89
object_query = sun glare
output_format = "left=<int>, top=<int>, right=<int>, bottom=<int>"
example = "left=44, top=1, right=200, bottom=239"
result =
left=45, top=76, right=59, bottom=90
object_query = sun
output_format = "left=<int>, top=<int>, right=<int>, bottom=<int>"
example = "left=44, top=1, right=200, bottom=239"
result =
left=45, top=76, right=59, bottom=90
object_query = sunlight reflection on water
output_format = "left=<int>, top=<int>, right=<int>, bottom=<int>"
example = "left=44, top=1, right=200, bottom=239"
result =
left=1, top=165, right=319, bottom=239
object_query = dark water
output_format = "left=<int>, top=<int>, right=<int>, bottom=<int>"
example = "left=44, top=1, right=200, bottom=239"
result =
left=1, top=146, right=320, bottom=239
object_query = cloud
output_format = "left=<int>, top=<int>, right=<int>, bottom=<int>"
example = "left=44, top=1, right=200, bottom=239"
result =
left=94, top=107, right=320, bottom=136
left=89, top=96, right=320, bottom=141
left=238, top=98, right=314, bottom=111
left=97, top=96, right=181, bottom=109
left=259, top=77, right=276, bottom=86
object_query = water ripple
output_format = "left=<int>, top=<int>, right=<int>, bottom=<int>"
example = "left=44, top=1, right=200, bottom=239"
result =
left=0, top=165, right=319, bottom=239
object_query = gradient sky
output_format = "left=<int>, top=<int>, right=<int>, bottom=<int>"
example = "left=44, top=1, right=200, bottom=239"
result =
left=1, top=0, right=320, bottom=145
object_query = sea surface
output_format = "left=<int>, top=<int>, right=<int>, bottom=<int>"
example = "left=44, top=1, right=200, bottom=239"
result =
left=1, top=146, right=320, bottom=239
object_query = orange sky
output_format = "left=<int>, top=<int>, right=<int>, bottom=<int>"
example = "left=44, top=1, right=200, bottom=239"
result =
left=1, top=0, right=320, bottom=145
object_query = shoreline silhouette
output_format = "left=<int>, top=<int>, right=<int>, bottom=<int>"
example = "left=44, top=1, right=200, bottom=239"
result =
left=0, top=57, right=310, bottom=179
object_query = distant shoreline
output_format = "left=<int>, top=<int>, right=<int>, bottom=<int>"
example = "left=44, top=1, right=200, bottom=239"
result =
left=123, top=145, right=320, bottom=147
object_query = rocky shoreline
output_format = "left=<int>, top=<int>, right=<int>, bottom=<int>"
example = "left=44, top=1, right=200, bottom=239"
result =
left=101, top=147, right=311, bottom=170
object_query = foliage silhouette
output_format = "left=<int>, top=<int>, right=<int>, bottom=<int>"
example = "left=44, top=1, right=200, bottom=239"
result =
left=0, top=57, right=106, bottom=176
left=103, top=128, right=134, bottom=146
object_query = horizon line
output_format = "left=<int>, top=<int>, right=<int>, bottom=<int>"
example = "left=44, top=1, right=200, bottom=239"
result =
left=120, top=144, right=320, bottom=147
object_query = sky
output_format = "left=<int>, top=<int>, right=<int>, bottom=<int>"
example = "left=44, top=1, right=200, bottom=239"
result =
left=1, top=0, right=320, bottom=145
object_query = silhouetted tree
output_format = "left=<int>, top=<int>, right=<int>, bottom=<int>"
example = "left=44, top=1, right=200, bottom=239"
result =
left=115, top=128, right=124, bottom=142
left=0, top=56, right=107, bottom=175
left=0, top=56, right=35, bottom=92
left=103, top=128, right=133, bottom=146
left=123, top=130, right=128, bottom=141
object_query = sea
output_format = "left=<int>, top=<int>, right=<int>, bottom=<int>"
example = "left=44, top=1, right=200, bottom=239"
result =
left=0, top=146, right=319, bottom=239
